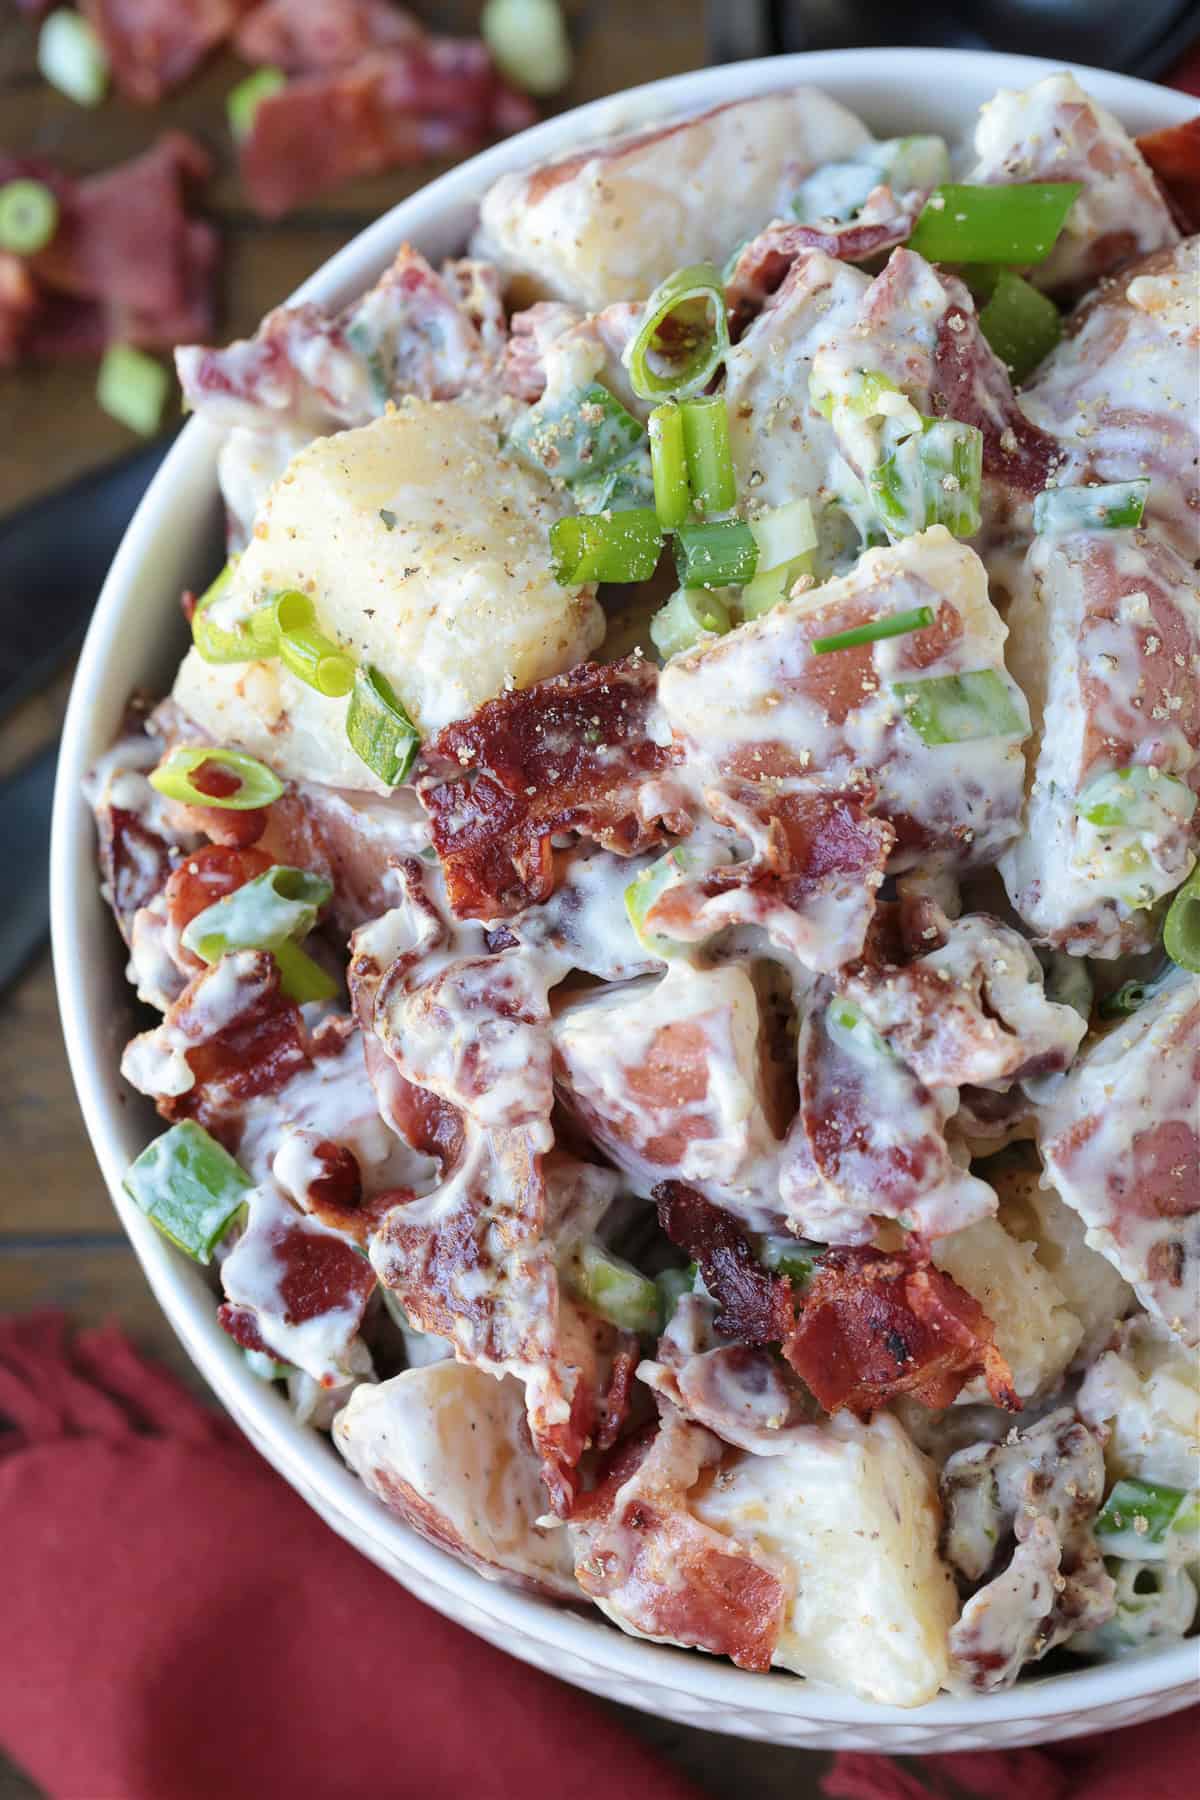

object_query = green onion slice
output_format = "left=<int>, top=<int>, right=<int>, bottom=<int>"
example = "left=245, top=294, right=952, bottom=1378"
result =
left=573, top=452, right=656, bottom=516
left=97, top=345, right=169, bottom=438
left=270, top=590, right=355, bottom=697
left=270, top=938, right=338, bottom=1004
left=1097, top=964, right=1173, bottom=1019
left=181, top=865, right=332, bottom=965
left=893, top=668, right=1029, bottom=745
left=123, top=1120, right=252, bottom=1264
left=759, top=1235, right=823, bottom=1287
left=868, top=417, right=983, bottom=542
left=1164, top=863, right=1200, bottom=973
left=655, top=1264, right=697, bottom=1324
left=346, top=665, right=421, bottom=787
left=747, top=498, right=817, bottom=572
left=507, top=380, right=644, bottom=486
left=679, top=394, right=736, bottom=517
left=978, top=270, right=1062, bottom=384
left=150, top=746, right=285, bottom=811
left=1033, top=480, right=1150, bottom=535
left=227, top=66, right=286, bottom=141
left=566, top=1241, right=663, bottom=1335
left=38, top=9, right=109, bottom=107
left=825, top=996, right=891, bottom=1061
left=245, top=1348, right=293, bottom=1382
left=649, top=402, right=691, bottom=529
left=0, top=179, right=59, bottom=255
left=1094, top=1478, right=1199, bottom=1562
left=550, top=508, right=663, bottom=585
left=624, top=847, right=694, bottom=956
left=481, top=0, right=572, bottom=97
left=739, top=554, right=813, bottom=621
left=906, top=182, right=1082, bottom=265
left=649, top=587, right=731, bottom=661
left=1075, top=767, right=1196, bottom=832
left=191, top=561, right=278, bottom=666
left=674, top=518, right=757, bottom=590
left=811, top=605, right=933, bottom=657
left=625, top=263, right=730, bottom=401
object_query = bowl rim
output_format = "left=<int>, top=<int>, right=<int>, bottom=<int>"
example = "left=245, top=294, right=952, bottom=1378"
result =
left=50, top=46, right=1199, bottom=1731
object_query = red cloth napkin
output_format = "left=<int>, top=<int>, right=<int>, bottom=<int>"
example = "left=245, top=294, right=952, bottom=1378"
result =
left=0, top=1314, right=1196, bottom=1800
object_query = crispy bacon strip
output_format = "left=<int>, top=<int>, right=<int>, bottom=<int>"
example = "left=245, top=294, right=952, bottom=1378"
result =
left=568, top=1409, right=789, bottom=1672
left=725, top=198, right=919, bottom=332
left=655, top=1182, right=793, bottom=1345
left=783, top=1245, right=1018, bottom=1416
left=81, top=1, right=250, bottom=103
left=1136, top=119, right=1200, bottom=234
left=419, top=658, right=686, bottom=919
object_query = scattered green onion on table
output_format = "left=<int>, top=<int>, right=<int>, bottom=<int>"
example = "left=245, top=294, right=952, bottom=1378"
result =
left=38, top=8, right=109, bottom=107
left=97, top=344, right=169, bottom=437
left=227, top=66, right=287, bottom=140
left=0, top=179, right=59, bottom=255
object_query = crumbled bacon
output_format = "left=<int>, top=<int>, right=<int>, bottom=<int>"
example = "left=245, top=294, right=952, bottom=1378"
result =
left=0, top=135, right=217, bottom=367
left=238, top=44, right=536, bottom=218
left=217, top=1194, right=376, bottom=1376
left=655, top=1182, right=793, bottom=1346
left=419, top=658, right=686, bottom=919
left=163, top=843, right=273, bottom=951
left=1136, top=118, right=1200, bottom=234
left=726, top=203, right=919, bottom=333
left=81, top=0, right=251, bottom=104
left=97, top=806, right=174, bottom=940
left=783, top=1245, right=1018, bottom=1416
left=568, top=1407, right=789, bottom=1672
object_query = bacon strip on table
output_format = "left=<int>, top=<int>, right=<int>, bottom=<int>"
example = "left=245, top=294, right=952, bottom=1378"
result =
left=419, top=657, right=687, bottom=920
left=1136, top=119, right=1200, bottom=234
left=568, top=1408, right=790, bottom=1672
left=655, top=1183, right=793, bottom=1345
left=784, top=1245, right=1018, bottom=1416
left=238, top=44, right=536, bottom=218
left=233, top=0, right=422, bottom=71
left=81, top=0, right=252, bottom=103
left=0, top=135, right=217, bottom=367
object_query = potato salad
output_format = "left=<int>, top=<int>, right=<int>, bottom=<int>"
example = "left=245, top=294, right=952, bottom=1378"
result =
left=91, top=75, right=1200, bottom=1706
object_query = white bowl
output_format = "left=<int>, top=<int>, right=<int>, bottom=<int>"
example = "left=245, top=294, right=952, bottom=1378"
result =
left=51, top=48, right=1199, bottom=1752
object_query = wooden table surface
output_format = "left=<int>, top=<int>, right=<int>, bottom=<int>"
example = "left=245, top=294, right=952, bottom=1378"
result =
left=0, top=6, right=829, bottom=1794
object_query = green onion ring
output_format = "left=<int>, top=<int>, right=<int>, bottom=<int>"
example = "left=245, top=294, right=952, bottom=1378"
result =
left=149, top=746, right=285, bottom=811
left=625, top=263, right=730, bottom=401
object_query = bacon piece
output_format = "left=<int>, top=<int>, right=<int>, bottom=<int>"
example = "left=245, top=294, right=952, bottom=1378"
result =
left=162, top=843, right=273, bottom=967
left=781, top=982, right=997, bottom=1247
left=1040, top=973, right=1200, bottom=1346
left=238, top=45, right=535, bottom=219
left=783, top=1245, right=1018, bottom=1416
left=419, top=658, right=686, bottom=919
left=655, top=1183, right=793, bottom=1346
left=725, top=196, right=919, bottom=332
left=1136, top=119, right=1200, bottom=234
left=0, top=136, right=217, bottom=366
left=120, top=950, right=310, bottom=1145
left=639, top=1293, right=814, bottom=1455
left=233, top=0, right=422, bottom=71
left=568, top=1408, right=789, bottom=1672
left=81, top=1, right=251, bottom=103
left=97, top=805, right=175, bottom=941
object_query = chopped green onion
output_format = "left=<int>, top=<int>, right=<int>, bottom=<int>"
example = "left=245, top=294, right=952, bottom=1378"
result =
left=978, top=270, right=1062, bottom=384
left=150, top=746, right=285, bottom=811
left=506, top=381, right=644, bottom=486
left=1033, top=480, right=1150, bottom=535
left=679, top=395, right=736, bottom=517
left=906, top=182, right=1082, bottom=265
left=97, top=345, right=169, bottom=437
left=1075, top=767, right=1196, bottom=832
left=825, top=996, right=890, bottom=1061
left=740, top=554, right=813, bottom=621
left=868, top=417, right=983, bottom=541
left=566, top=1241, right=662, bottom=1335
left=550, top=508, right=662, bottom=585
left=760, top=1236, right=823, bottom=1287
left=625, top=263, right=730, bottom=401
left=649, top=402, right=691, bottom=529
left=811, top=366, right=901, bottom=424
left=674, top=519, right=757, bottom=590
left=181, top=865, right=332, bottom=965
left=573, top=452, right=656, bottom=515
left=481, top=0, right=572, bottom=96
left=1094, top=1478, right=1199, bottom=1562
left=1098, top=965, right=1173, bottom=1019
left=346, top=665, right=421, bottom=787
left=192, top=561, right=278, bottom=665
left=227, top=66, right=286, bottom=140
left=811, top=605, right=933, bottom=657
left=1070, top=1560, right=1198, bottom=1657
left=123, top=1120, right=251, bottom=1264
left=0, top=179, right=59, bottom=255
left=655, top=1264, right=696, bottom=1324
left=245, top=1348, right=292, bottom=1382
left=38, top=9, right=109, bottom=107
left=269, top=590, right=355, bottom=697
left=747, top=498, right=817, bottom=572
left=893, top=669, right=1028, bottom=745
left=270, top=937, right=338, bottom=1004
left=624, top=847, right=693, bottom=955
left=649, top=587, right=732, bottom=660
left=1164, top=863, right=1200, bottom=973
